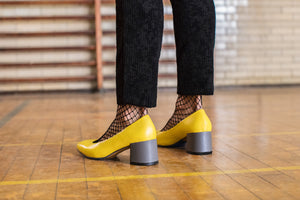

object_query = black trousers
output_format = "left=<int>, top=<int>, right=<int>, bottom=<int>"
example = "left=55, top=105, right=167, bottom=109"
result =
left=115, top=0, right=216, bottom=108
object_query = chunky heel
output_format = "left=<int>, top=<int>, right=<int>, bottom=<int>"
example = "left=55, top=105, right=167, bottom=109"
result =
left=185, top=132, right=212, bottom=155
left=130, top=139, right=159, bottom=166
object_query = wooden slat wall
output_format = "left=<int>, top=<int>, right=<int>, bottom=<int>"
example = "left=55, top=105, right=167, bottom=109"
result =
left=0, top=0, right=101, bottom=92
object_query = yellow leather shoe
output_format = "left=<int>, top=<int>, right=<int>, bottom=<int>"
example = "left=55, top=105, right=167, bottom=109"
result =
left=77, top=115, right=159, bottom=166
left=157, top=109, right=212, bottom=155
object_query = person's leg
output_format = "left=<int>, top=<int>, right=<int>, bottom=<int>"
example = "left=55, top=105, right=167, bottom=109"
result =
left=161, top=0, right=216, bottom=131
left=95, top=0, right=164, bottom=141
left=116, top=0, right=164, bottom=108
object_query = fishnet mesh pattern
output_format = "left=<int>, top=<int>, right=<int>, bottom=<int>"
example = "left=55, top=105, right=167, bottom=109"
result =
left=93, top=105, right=148, bottom=143
left=160, top=95, right=202, bottom=131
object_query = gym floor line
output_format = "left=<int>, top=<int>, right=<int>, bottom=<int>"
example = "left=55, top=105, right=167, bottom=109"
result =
left=1, top=165, right=299, bottom=186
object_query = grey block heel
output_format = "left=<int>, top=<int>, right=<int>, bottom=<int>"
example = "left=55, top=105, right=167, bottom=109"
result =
left=130, top=139, right=159, bottom=166
left=185, top=132, right=212, bottom=155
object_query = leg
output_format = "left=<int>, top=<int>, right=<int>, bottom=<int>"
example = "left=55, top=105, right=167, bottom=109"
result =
left=96, top=0, right=164, bottom=141
left=171, top=0, right=216, bottom=95
left=116, top=0, right=164, bottom=108
left=161, top=0, right=216, bottom=131
left=78, top=0, right=163, bottom=165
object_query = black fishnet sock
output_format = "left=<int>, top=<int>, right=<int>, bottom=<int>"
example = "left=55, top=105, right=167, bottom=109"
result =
left=160, top=95, right=202, bottom=132
left=93, top=104, right=148, bottom=143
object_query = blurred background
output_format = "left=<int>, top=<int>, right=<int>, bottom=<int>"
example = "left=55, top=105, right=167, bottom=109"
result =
left=1, top=0, right=299, bottom=93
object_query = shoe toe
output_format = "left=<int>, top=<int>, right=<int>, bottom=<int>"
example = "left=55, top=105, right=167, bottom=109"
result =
left=77, top=139, right=97, bottom=154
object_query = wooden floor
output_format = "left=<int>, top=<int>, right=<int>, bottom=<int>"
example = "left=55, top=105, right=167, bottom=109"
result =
left=0, top=86, right=299, bottom=200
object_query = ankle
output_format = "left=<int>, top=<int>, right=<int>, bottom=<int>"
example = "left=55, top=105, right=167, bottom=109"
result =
left=94, top=104, right=148, bottom=143
left=176, top=95, right=202, bottom=113
left=116, top=104, right=148, bottom=125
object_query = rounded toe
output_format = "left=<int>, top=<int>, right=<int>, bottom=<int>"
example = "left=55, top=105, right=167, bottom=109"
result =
left=77, top=139, right=96, bottom=156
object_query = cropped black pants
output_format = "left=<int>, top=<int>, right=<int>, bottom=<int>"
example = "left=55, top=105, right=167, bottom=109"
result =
left=115, top=0, right=216, bottom=107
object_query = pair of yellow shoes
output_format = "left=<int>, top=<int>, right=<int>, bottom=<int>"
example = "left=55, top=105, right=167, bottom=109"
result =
left=77, top=109, right=212, bottom=166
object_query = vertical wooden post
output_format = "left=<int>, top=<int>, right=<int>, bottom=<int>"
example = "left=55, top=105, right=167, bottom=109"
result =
left=94, top=0, right=103, bottom=90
